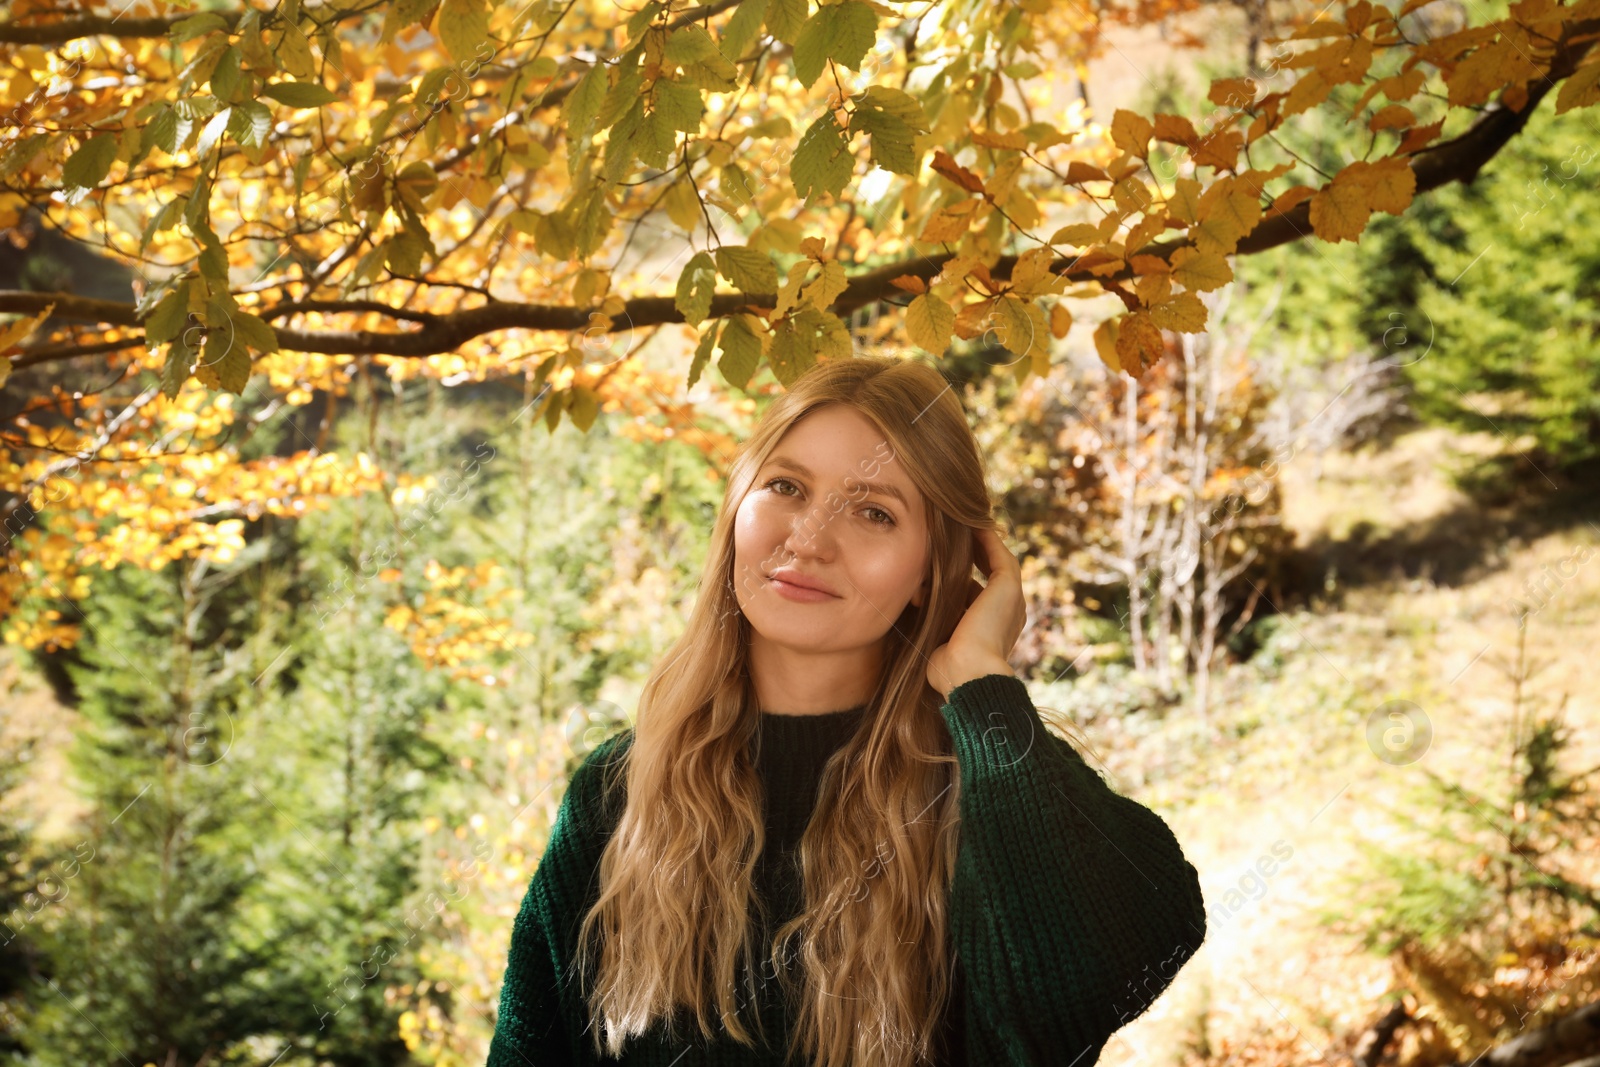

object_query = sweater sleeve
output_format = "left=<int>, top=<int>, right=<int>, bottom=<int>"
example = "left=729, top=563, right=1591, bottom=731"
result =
left=487, top=729, right=634, bottom=1067
left=940, top=673, right=1206, bottom=1067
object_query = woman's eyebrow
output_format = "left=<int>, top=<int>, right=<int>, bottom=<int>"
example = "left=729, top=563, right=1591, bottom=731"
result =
left=765, top=456, right=909, bottom=508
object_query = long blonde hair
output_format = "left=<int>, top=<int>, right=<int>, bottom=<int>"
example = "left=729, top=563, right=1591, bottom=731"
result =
left=574, top=355, right=1084, bottom=1067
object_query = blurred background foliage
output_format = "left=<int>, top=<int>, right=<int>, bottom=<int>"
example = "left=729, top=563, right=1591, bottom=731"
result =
left=4, top=11, right=1600, bottom=1067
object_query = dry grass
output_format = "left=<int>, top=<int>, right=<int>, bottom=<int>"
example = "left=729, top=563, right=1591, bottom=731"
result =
left=1093, top=426, right=1600, bottom=1067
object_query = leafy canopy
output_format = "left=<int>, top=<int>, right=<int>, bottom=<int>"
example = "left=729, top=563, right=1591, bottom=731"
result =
left=2, top=0, right=1600, bottom=647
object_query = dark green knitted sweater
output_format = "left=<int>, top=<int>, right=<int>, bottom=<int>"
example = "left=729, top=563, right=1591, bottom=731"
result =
left=487, top=673, right=1206, bottom=1066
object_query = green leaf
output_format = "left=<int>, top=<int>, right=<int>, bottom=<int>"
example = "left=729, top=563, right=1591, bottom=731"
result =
left=61, top=134, right=118, bottom=190
left=197, top=108, right=231, bottom=158
left=714, top=246, right=778, bottom=294
left=143, top=285, right=191, bottom=346
left=173, top=96, right=222, bottom=122
left=571, top=186, right=613, bottom=258
left=382, top=0, right=438, bottom=43
left=765, top=0, right=807, bottom=46
left=638, top=110, right=678, bottom=170
left=770, top=314, right=818, bottom=386
left=139, top=200, right=180, bottom=254
left=849, top=108, right=913, bottom=175
left=849, top=85, right=930, bottom=175
left=532, top=210, right=574, bottom=260
left=663, top=177, right=701, bottom=232
left=438, top=0, right=491, bottom=63
left=721, top=0, right=769, bottom=61
left=210, top=45, right=242, bottom=100
left=177, top=33, right=228, bottom=94
left=261, top=80, right=339, bottom=108
left=603, top=99, right=645, bottom=182
left=227, top=101, right=272, bottom=147
left=905, top=292, right=954, bottom=354
left=229, top=309, right=280, bottom=354
left=688, top=321, right=719, bottom=389
left=854, top=85, right=929, bottom=129
left=569, top=385, right=599, bottom=431
left=597, top=53, right=645, bottom=131
left=606, top=95, right=679, bottom=179
left=791, top=113, right=851, bottom=205
left=198, top=236, right=229, bottom=286
left=386, top=232, right=427, bottom=275
left=416, top=66, right=455, bottom=106
left=717, top=314, right=763, bottom=389
left=789, top=23, right=827, bottom=90
left=563, top=62, right=607, bottom=143
left=161, top=334, right=198, bottom=400
left=198, top=320, right=252, bottom=395
left=0, top=133, right=50, bottom=180
left=653, top=79, right=704, bottom=134
left=807, top=306, right=852, bottom=361
left=144, top=106, right=182, bottom=154
left=626, top=1, right=664, bottom=40
left=791, top=0, right=876, bottom=88
left=675, top=251, right=718, bottom=327
left=720, top=163, right=757, bottom=208
left=664, top=25, right=719, bottom=65
left=169, top=11, right=229, bottom=44
left=683, top=50, right=740, bottom=93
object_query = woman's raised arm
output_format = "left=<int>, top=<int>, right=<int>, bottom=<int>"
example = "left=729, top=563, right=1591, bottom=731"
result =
left=940, top=673, right=1207, bottom=1066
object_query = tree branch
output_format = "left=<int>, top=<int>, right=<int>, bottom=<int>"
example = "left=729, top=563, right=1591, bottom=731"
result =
left=0, top=11, right=243, bottom=45
left=2, top=16, right=1596, bottom=364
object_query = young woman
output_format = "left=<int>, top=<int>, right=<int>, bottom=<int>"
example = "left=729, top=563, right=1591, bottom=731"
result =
left=488, top=356, right=1207, bottom=1067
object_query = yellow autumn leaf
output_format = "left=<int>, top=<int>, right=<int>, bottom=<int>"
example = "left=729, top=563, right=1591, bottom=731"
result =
left=0, top=303, right=54, bottom=352
left=1009, top=247, right=1060, bottom=298
left=1368, top=104, right=1414, bottom=132
left=1360, top=157, right=1417, bottom=216
left=1093, top=318, right=1121, bottom=373
left=1555, top=58, right=1600, bottom=115
left=800, top=259, right=849, bottom=311
left=919, top=199, right=981, bottom=243
left=1110, top=109, right=1153, bottom=158
left=1168, top=177, right=1203, bottom=224
left=1309, top=178, right=1371, bottom=243
left=1115, top=311, right=1165, bottom=377
left=904, top=293, right=955, bottom=354
left=1309, top=157, right=1416, bottom=243
left=990, top=295, right=1049, bottom=364
left=1049, top=302, right=1073, bottom=339
left=1049, top=222, right=1102, bottom=246
left=1152, top=113, right=1198, bottom=145
left=1149, top=292, right=1208, bottom=333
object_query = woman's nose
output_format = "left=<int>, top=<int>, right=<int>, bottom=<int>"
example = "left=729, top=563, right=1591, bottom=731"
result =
left=784, top=496, right=842, bottom=557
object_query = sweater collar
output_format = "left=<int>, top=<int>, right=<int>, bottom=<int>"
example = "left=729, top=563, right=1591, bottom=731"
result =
left=754, top=703, right=868, bottom=762
left=751, top=704, right=867, bottom=836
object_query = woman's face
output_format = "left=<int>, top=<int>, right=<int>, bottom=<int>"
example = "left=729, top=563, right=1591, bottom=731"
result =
left=731, top=403, right=931, bottom=664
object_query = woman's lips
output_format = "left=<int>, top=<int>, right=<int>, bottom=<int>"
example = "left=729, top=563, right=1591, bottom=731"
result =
left=767, top=575, right=840, bottom=603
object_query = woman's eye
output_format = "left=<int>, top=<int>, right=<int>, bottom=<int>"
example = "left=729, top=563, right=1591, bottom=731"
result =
left=765, top=477, right=895, bottom=527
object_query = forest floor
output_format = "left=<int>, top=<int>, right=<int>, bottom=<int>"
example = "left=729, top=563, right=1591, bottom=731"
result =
left=1081, top=424, right=1600, bottom=1067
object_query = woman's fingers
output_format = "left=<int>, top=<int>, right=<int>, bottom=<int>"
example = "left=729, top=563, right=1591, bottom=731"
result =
left=972, top=528, right=995, bottom=578
left=975, top=527, right=1018, bottom=577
